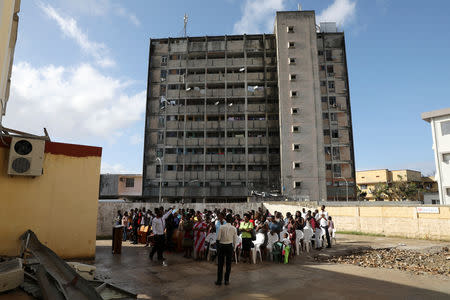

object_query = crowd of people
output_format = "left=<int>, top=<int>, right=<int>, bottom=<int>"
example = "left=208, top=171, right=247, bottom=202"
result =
left=115, top=205, right=335, bottom=262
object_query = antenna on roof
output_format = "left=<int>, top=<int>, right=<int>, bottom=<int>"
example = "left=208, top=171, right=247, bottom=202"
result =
left=183, top=13, right=188, bottom=37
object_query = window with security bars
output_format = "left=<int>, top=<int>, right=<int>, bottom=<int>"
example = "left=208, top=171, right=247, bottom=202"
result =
left=441, top=121, right=450, bottom=135
left=125, top=178, right=135, bottom=188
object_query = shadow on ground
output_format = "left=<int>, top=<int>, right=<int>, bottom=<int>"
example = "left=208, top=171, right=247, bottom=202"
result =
left=93, top=241, right=450, bottom=300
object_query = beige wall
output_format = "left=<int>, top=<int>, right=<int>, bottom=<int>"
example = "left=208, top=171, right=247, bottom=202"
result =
left=117, top=175, right=142, bottom=196
left=0, top=140, right=101, bottom=258
left=263, top=202, right=450, bottom=241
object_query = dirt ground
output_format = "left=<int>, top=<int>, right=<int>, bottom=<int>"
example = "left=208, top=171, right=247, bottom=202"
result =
left=91, top=234, right=450, bottom=300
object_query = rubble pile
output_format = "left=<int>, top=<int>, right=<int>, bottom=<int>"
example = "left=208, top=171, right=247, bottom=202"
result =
left=328, top=247, right=450, bottom=276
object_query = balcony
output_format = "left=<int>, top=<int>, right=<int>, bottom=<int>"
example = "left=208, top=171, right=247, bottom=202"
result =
left=166, top=121, right=181, bottom=130
left=226, top=154, right=246, bottom=163
left=184, top=154, right=204, bottom=163
left=248, top=120, right=267, bottom=130
left=205, top=154, right=225, bottom=163
left=166, top=137, right=182, bottom=146
left=248, top=154, right=266, bottom=163
left=227, top=120, right=245, bottom=129
left=185, top=121, right=203, bottom=130
left=248, top=137, right=268, bottom=146
left=206, top=121, right=225, bottom=129
left=186, top=74, right=205, bottom=83
left=185, top=138, right=204, bottom=146
left=227, top=137, right=246, bottom=146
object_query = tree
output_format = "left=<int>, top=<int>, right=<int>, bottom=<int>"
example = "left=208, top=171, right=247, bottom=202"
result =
left=356, top=185, right=367, bottom=201
left=389, top=175, right=421, bottom=201
left=369, top=183, right=389, bottom=201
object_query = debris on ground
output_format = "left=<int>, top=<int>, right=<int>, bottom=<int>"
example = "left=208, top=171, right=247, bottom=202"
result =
left=327, top=247, right=450, bottom=276
left=0, top=258, right=24, bottom=292
left=1, top=229, right=136, bottom=300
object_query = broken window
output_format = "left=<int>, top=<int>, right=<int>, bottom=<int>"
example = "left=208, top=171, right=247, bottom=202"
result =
left=330, top=113, right=337, bottom=121
left=329, top=96, right=336, bottom=106
left=327, top=65, right=334, bottom=74
left=332, top=130, right=339, bottom=138
left=325, top=50, right=332, bottom=61
left=323, top=129, right=330, bottom=136
left=161, top=55, right=168, bottom=66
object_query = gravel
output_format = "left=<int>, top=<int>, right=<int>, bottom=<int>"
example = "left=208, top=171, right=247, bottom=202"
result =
left=327, top=247, right=450, bottom=276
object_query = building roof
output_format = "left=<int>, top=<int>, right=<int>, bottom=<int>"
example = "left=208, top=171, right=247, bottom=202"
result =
left=421, top=107, right=450, bottom=122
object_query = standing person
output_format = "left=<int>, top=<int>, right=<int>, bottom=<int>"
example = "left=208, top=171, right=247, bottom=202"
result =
left=193, top=214, right=207, bottom=260
left=215, top=212, right=226, bottom=233
left=239, top=214, right=254, bottom=263
left=115, top=210, right=122, bottom=226
left=149, top=207, right=174, bottom=262
left=132, top=209, right=139, bottom=244
left=215, top=214, right=237, bottom=286
left=121, top=212, right=129, bottom=241
left=319, top=212, right=331, bottom=248
left=181, top=213, right=194, bottom=258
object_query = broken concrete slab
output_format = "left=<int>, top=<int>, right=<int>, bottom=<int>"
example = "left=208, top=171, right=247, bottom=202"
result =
left=0, top=258, right=24, bottom=292
left=20, top=230, right=103, bottom=300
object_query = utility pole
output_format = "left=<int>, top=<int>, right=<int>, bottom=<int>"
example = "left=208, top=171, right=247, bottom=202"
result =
left=183, top=14, right=188, bottom=37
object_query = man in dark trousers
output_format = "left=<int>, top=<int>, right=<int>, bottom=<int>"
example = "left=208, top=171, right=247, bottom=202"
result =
left=215, top=214, right=237, bottom=286
left=149, top=207, right=174, bottom=263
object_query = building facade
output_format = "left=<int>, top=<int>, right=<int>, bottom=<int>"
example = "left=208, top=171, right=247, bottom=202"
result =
left=422, top=108, right=450, bottom=205
left=99, top=174, right=143, bottom=199
left=0, top=0, right=20, bottom=124
left=143, top=10, right=355, bottom=202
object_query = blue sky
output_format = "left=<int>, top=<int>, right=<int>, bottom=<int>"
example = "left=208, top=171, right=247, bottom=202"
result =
left=4, top=0, right=450, bottom=176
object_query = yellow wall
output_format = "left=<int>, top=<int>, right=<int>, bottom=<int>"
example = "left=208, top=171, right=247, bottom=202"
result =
left=0, top=0, right=20, bottom=120
left=357, top=169, right=389, bottom=184
left=0, top=145, right=101, bottom=258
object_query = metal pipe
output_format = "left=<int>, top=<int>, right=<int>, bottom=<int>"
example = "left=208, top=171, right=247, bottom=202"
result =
left=155, top=157, right=163, bottom=203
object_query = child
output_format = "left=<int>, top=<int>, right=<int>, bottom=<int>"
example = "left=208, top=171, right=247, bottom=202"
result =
left=281, top=232, right=291, bottom=264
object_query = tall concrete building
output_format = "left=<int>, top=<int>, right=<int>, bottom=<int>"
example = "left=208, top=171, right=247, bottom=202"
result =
left=143, top=10, right=356, bottom=202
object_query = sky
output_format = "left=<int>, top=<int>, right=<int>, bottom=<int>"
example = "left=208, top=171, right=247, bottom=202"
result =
left=4, top=0, right=450, bottom=176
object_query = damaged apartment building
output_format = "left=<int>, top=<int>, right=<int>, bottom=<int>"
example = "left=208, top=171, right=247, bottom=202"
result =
left=143, top=10, right=356, bottom=202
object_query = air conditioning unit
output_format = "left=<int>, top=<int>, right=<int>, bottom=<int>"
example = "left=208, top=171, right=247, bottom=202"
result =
left=8, top=137, right=45, bottom=176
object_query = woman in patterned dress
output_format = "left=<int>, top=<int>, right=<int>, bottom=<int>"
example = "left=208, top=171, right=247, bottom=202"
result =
left=193, top=213, right=207, bottom=260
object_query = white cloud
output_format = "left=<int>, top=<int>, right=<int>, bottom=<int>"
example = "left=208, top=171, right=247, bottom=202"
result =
left=317, top=0, right=357, bottom=27
left=130, top=134, right=144, bottom=145
left=233, top=0, right=286, bottom=34
left=113, top=3, right=141, bottom=27
left=3, top=62, right=146, bottom=141
left=61, top=0, right=141, bottom=27
left=39, top=2, right=115, bottom=67
left=101, top=162, right=139, bottom=174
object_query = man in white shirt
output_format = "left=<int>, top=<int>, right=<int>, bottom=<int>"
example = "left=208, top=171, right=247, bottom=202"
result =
left=215, top=214, right=237, bottom=286
left=318, top=205, right=331, bottom=248
left=149, top=207, right=174, bottom=262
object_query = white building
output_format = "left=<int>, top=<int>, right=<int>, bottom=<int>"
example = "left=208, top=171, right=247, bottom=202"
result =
left=422, top=108, right=450, bottom=205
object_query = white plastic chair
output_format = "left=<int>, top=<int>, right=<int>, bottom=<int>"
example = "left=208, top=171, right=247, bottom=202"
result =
left=331, top=228, right=336, bottom=245
left=302, top=227, right=313, bottom=253
left=207, top=243, right=217, bottom=262
left=234, top=235, right=242, bottom=264
left=251, top=233, right=265, bottom=264
left=315, top=228, right=324, bottom=248
left=295, top=230, right=304, bottom=255
left=266, top=233, right=279, bottom=261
